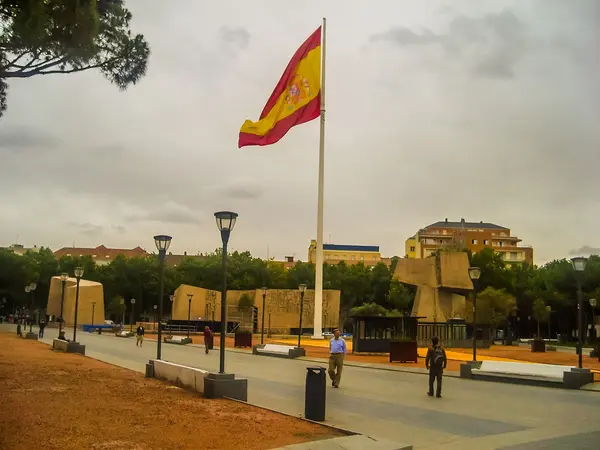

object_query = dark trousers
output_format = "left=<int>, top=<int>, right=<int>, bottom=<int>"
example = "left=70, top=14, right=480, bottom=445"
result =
left=39, top=328, right=44, bottom=338
left=428, top=368, right=443, bottom=396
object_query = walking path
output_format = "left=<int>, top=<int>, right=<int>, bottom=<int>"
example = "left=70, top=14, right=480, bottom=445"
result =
left=6, top=324, right=600, bottom=450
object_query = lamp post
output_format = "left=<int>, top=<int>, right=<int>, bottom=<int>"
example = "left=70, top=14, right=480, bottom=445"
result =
left=214, top=210, right=238, bottom=374
left=130, top=298, right=136, bottom=332
left=589, top=298, right=597, bottom=342
left=73, top=266, right=84, bottom=342
left=24, top=285, right=31, bottom=330
left=28, top=283, right=37, bottom=333
left=154, top=234, right=172, bottom=361
left=297, top=284, right=307, bottom=348
left=546, top=305, right=552, bottom=339
left=169, top=295, right=174, bottom=321
left=153, top=304, right=157, bottom=330
left=468, top=266, right=481, bottom=362
left=91, top=302, right=96, bottom=328
left=571, top=256, right=587, bottom=369
left=187, top=293, right=193, bottom=338
left=58, top=273, right=69, bottom=340
left=260, top=287, right=267, bottom=345
left=120, top=298, right=125, bottom=329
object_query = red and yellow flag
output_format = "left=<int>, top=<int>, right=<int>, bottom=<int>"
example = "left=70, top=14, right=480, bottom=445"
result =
left=238, top=27, right=321, bottom=148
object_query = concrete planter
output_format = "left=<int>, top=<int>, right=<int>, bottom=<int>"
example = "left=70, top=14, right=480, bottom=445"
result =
left=164, top=336, right=192, bottom=345
left=25, top=332, right=39, bottom=340
left=116, top=331, right=134, bottom=338
left=389, top=340, right=418, bottom=363
left=52, top=338, right=86, bottom=355
left=531, top=339, right=546, bottom=353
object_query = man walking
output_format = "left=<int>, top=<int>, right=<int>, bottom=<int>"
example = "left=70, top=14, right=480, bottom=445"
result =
left=136, top=325, right=145, bottom=347
left=328, top=329, right=347, bottom=388
left=38, top=318, right=46, bottom=338
left=203, top=326, right=213, bottom=354
left=425, top=336, right=447, bottom=398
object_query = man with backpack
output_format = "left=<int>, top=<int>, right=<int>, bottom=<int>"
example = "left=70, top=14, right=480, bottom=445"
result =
left=425, top=336, right=447, bottom=398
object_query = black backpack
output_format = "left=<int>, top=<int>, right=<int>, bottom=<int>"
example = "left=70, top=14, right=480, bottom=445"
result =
left=432, top=346, right=444, bottom=367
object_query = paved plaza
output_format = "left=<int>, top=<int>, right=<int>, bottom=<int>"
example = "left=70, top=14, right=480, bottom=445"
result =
left=4, top=324, right=600, bottom=449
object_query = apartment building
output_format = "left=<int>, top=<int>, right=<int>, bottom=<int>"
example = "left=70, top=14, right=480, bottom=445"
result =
left=308, top=240, right=382, bottom=266
left=54, top=245, right=149, bottom=265
left=405, top=218, right=533, bottom=265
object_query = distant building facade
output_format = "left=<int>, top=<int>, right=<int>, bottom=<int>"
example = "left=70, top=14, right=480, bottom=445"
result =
left=53, top=245, right=148, bottom=265
left=1, top=244, right=43, bottom=255
left=405, top=218, right=533, bottom=265
left=308, top=240, right=382, bottom=266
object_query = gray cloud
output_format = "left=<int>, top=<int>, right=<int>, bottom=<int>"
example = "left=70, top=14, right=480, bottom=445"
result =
left=111, top=224, right=127, bottom=234
left=370, top=10, right=527, bottom=79
left=66, top=222, right=104, bottom=237
left=219, top=26, right=251, bottom=52
left=0, top=127, right=58, bottom=152
left=125, top=201, right=202, bottom=225
left=570, top=246, right=600, bottom=257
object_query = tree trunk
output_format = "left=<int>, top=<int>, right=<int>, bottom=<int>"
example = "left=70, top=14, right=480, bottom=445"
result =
left=537, top=321, right=540, bottom=338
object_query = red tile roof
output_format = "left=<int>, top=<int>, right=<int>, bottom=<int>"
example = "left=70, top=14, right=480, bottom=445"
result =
left=54, top=245, right=149, bottom=260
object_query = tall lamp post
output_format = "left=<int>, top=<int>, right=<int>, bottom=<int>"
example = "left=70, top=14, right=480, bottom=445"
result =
left=546, top=305, right=552, bottom=339
left=187, top=294, right=193, bottom=337
left=154, top=234, right=172, bottom=361
left=260, top=287, right=267, bottom=345
left=589, top=298, right=597, bottom=342
left=169, top=295, right=175, bottom=321
left=130, top=298, right=136, bottom=332
left=73, top=266, right=84, bottom=342
left=468, top=266, right=481, bottom=362
left=571, top=256, right=587, bottom=369
left=120, top=298, right=125, bottom=329
left=28, top=283, right=37, bottom=332
left=297, top=284, right=307, bottom=348
left=58, top=273, right=69, bottom=340
left=153, top=304, right=157, bottom=330
left=91, top=302, right=96, bottom=328
left=214, top=210, right=238, bottom=374
left=24, top=285, right=31, bottom=329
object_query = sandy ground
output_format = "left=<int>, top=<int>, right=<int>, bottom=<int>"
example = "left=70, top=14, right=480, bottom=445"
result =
left=0, top=334, right=340, bottom=450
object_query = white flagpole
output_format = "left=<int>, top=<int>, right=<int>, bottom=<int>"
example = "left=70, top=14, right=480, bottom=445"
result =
left=313, top=17, right=326, bottom=339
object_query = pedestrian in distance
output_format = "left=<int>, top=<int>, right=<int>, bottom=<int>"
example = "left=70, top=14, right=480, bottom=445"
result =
left=38, top=318, right=46, bottom=338
left=203, top=326, right=213, bottom=354
left=425, top=336, right=447, bottom=398
left=136, top=325, right=145, bottom=347
left=328, top=328, right=347, bottom=388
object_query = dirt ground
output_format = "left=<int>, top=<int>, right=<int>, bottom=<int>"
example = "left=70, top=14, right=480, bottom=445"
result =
left=0, top=334, right=341, bottom=450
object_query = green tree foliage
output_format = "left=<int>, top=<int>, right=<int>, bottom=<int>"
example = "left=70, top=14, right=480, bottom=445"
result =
left=531, top=298, right=549, bottom=337
left=467, top=287, right=516, bottom=329
left=238, top=293, right=254, bottom=311
left=350, top=302, right=387, bottom=317
left=0, top=0, right=149, bottom=116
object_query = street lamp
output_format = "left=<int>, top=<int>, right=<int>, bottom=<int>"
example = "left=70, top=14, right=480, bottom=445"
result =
left=297, top=284, right=307, bottom=349
left=260, top=287, right=267, bottom=345
left=571, top=256, right=587, bottom=368
left=73, top=266, right=84, bottom=342
left=29, top=283, right=37, bottom=332
left=187, top=294, right=193, bottom=338
left=154, top=234, right=172, bottom=361
left=91, top=301, right=96, bottom=328
left=214, top=210, right=238, bottom=374
left=25, top=285, right=31, bottom=332
left=153, top=304, right=158, bottom=330
left=589, top=298, right=597, bottom=342
left=468, top=266, right=481, bottom=362
left=546, top=305, right=552, bottom=339
left=130, top=298, right=136, bottom=332
left=120, top=297, right=125, bottom=329
left=58, top=273, right=69, bottom=340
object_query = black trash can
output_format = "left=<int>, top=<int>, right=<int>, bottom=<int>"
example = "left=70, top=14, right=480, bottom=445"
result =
left=97, top=327, right=102, bottom=335
left=305, top=367, right=326, bottom=421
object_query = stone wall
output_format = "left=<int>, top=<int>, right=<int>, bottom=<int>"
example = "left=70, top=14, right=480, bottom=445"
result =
left=172, top=284, right=341, bottom=334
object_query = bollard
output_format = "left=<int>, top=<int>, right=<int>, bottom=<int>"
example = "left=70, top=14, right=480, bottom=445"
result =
left=305, top=367, right=326, bottom=421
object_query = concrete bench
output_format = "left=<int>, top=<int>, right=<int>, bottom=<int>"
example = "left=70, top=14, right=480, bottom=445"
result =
left=253, top=344, right=306, bottom=359
left=151, top=360, right=209, bottom=394
left=147, top=360, right=247, bottom=401
left=461, top=361, right=593, bottom=389
left=164, top=336, right=192, bottom=345
left=52, top=338, right=86, bottom=355
left=116, top=331, right=134, bottom=338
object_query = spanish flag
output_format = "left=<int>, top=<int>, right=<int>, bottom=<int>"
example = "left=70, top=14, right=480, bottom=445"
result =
left=238, top=27, right=321, bottom=148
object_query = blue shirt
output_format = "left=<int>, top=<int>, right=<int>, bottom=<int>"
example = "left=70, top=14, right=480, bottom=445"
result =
left=330, top=337, right=347, bottom=354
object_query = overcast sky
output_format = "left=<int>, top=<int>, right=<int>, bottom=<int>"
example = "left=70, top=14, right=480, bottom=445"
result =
left=0, top=0, right=598, bottom=264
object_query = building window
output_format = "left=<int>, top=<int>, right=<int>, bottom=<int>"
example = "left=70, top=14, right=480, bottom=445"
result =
left=498, top=242, right=504, bottom=247
left=410, top=246, right=415, bottom=252
left=351, top=255, right=356, bottom=260
left=510, top=252, right=518, bottom=260
left=342, top=255, right=346, bottom=260
left=66, top=253, right=71, bottom=257
left=442, top=230, right=447, bottom=235
left=92, top=254, right=97, bottom=258
left=372, top=256, right=377, bottom=260
left=360, top=256, right=364, bottom=261
left=472, top=239, right=478, bottom=245
left=484, top=240, right=489, bottom=245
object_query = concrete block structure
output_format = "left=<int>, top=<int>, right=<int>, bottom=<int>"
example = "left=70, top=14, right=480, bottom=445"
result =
left=171, top=284, right=341, bottom=334
left=46, top=276, right=105, bottom=326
